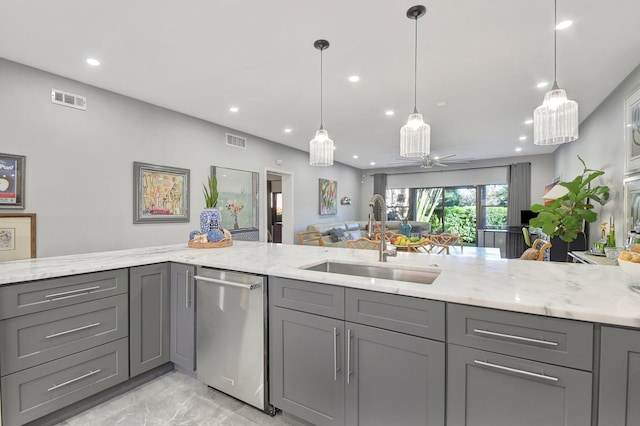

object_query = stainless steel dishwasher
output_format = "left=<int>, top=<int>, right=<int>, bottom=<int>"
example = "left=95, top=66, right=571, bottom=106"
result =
left=194, top=267, right=274, bottom=415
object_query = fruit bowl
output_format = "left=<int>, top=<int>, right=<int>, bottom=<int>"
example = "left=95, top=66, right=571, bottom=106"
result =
left=618, top=257, right=640, bottom=278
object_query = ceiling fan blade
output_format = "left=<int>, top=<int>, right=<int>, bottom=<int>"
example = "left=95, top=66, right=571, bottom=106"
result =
left=435, top=154, right=456, bottom=161
left=435, top=163, right=448, bottom=167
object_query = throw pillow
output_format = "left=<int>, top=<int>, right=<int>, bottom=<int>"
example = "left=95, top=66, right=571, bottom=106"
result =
left=329, top=228, right=349, bottom=243
left=520, top=248, right=540, bottom=260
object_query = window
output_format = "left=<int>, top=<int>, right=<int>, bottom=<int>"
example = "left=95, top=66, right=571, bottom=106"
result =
left=480, top=184, right=508, bottom=230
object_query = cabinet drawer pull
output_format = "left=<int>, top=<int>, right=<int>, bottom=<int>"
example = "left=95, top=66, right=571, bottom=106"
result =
left=194, top=275, right=261, bottom=290
left=333, top=327, right=339, bottom=381
left=347, top=329, right=352, bottom=385
left=473, top=360, right=559, bottom=382
left=45, top=322, right=102, bottom=339
left=45, top=286, right=101, bottom=301
left=47, top=369, right=102, bottom=392
left=472, top=328, right=559, bottom=346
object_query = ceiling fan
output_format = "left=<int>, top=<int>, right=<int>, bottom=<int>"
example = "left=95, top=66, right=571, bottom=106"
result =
left=393, top=154, right=471, bottom=168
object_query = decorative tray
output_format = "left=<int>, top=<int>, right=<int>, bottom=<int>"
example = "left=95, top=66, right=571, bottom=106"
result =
left=188, top=228, right=233, bottom=248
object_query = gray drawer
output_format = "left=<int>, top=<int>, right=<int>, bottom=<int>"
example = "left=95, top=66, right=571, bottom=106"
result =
left=0, top=269, right=128, bottom=319
left=0, top=294, right=128, bottom=375
left=346, top=288, right=445, bottom=341
left=270, top=277, right=345, bottom=319
left=447, top=303, right=593, bottom=370
left=1, top=338, right=129, bottom=426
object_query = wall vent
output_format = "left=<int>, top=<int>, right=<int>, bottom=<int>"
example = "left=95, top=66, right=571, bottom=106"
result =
left=226, top=133, right=247, bottom=149
left=51, top=88, right=87, bottom=110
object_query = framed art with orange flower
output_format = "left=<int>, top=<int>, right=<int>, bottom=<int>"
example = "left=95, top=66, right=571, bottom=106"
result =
left=212, top=165, right=258, bottom=230
left=0, top=213, right=36, bottom=261
left=133, top=162, right=190, bottom=223
left=319, top=178, right=337, bottom=215
left=625, top=84, right=640, bottom=174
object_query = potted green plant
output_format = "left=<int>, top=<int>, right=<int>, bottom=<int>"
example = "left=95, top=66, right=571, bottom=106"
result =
left=200, top=174, right=221, bottom=233
left=530, top=156, right=610, bottom=258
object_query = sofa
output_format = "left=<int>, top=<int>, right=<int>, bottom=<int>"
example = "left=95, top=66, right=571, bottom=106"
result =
left=301, top=220, right=431, bottom=247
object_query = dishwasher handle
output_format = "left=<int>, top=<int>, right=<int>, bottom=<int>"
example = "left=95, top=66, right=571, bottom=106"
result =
left=194, top=275, right=261, bottom=290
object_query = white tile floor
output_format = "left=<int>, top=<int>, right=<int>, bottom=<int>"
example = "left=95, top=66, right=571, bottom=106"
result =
left=55, top=371, right=291, bottom=426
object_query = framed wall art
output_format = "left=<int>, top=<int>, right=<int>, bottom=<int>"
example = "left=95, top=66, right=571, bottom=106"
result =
left=212, top=165, right=259, bottom=231
left=319, top=178, right=337, bottom=215
left=625, top=84, right=640, bottom=174
left=0, top=153, right=25, bottom=209
left=133, top=162, right=190, bottom=223
left=0, top=213, right=36, bottom=261
left=624, top=173, right=640, bottom=237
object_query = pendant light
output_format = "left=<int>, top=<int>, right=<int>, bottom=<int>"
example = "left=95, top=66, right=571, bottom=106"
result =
left=400, top=5, right=431, bottom=158
left=309, top=39, right=334, bottom=166
left=533, top=0, right=578, bottom=145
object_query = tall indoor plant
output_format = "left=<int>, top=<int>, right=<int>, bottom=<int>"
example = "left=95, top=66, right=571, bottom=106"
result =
left=200, top=174, right=221, bottom=233
left=530, top=156, right=610, bottom=255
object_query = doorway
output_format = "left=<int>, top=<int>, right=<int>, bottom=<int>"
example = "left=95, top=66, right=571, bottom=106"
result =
left=263, top=169, right=294, bottom=244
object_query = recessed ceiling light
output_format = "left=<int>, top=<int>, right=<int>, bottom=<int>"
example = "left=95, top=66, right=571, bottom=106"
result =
left=370, top=162, right=376, bottom=166
left=86, top=58, right=100, bottom=66
left=524, top=119, right=534, bottom=125
left=353, top=155, right=359, bottom=159
left=333, top=146, right=336, bottom=150
left=519, top=136, right=527, bottom=141
left=284, top=128, right=292, bottom=133
left=515, top=147, right=523, bottom=152
left=348, top=75, right=360, bottom=82
left=436, top=101, right=447, bottom=107
left=229, top=107, right=239, bottom=112
left=385, top=110, right=394, bottom=116
left=556, top=20, right=573, bottom=30
left=537, top=81, right=549, bottom=88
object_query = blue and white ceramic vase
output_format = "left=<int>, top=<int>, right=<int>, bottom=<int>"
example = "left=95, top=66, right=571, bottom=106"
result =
left=399, top=220, right=412, bottom=237
left=200, top=208, right=221, bottom=234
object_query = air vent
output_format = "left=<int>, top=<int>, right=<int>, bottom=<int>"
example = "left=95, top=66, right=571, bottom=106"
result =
left=226, top=133, right=247, bottom=149
left=51, top=88, right=87, bottom=110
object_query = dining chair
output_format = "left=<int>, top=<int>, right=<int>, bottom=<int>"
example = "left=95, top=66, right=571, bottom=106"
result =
left=297, top=230, right=324, bottom=246
left=410, top=238, right=450, bottom=254
left=520, top=238, right=552, bottom=261
left=347, top=237, right=381, bottom=250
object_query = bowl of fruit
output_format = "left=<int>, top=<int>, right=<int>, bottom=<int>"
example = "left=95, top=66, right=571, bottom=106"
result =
left=389, top=235, right=424, bottom=248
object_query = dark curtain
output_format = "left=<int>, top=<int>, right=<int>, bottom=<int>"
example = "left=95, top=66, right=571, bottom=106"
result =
left=372, top=173, right=387, bottom=220
left=506, top=163, right=531, bottom=258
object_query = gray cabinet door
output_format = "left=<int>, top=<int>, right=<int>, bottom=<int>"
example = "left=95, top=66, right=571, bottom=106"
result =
left=270, top=306, right=345, bottom=426
left=447, top=344, right=592, bottom=426
left=170, top=263, right=196, bottom=372
left=345, top=322, right=445, bottom=426
left=598, top=326, right=640, bottom=425
left=129, top=263, right=170, bottom=377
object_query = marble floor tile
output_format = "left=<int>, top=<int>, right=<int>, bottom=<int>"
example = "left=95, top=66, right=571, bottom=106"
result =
left=56, top=371, right=290, bottom=426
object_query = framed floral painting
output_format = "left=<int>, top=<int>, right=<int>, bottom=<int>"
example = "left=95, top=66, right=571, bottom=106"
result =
left=133, top=162, right=190, bottom=223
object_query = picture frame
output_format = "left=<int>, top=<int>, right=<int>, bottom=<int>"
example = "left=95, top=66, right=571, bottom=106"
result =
left=0, top=213, right=36, bottom=261
left=319, top=178, right=337, bottom=215
left=133, top=162, right=190, bottom=223
left=624, top=173, right=640, bottom=237
left=0, top=153, right=25, bottom=209
left=212, top=166, right=259, bottom=231
left=625, top=84, right=640, bottom=174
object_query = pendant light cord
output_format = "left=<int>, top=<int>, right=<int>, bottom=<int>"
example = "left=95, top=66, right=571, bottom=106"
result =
left=320, top=47, right=324, bottom=129
left=553, top=0, right=557, bottom=85
left=413, top=15, right=419, bottom=113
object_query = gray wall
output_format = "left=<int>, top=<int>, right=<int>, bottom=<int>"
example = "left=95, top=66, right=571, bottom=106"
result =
left=0, top=59, right=363, bottom=257
left=555, top=63, right=640, bottom=246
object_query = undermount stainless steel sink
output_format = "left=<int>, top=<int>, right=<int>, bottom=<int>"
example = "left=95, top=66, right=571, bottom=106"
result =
left=303, top=261, right=440, bottom=285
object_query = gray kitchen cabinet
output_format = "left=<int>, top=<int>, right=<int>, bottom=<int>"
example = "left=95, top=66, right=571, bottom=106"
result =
left=598, top=326, right=640, bottom=425
left=345, top=322, right=445, bottom=426
left=170, top=263, right=196, bottom=373
left=271, top=306, right=345, bottom=426
left=269, top=278, right=446, bottom=426
left=447, top=303, right=593, bottom=426
left=129, top=263, right=170, bottom=377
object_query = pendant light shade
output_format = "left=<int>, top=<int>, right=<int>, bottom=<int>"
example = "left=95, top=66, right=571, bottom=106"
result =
left=310, top=39, right=334, bottom=166
left=533, top=0, right=578, bottom=145
left=400, top=5, right=430, bottom=158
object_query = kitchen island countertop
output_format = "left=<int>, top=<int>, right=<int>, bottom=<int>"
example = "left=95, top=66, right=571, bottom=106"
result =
left=1, top=241, right=639, bottom=327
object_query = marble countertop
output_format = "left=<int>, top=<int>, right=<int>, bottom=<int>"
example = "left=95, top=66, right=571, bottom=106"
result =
left=1, top=241, right=639, bottom=327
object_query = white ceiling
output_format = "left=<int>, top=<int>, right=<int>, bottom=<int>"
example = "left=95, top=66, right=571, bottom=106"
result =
left=1, top=0, right=639, bottom=169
